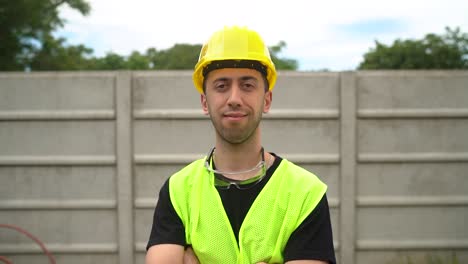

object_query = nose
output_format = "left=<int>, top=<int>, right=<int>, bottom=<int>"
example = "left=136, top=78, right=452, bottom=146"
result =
left=227, top=84, right=242, bottom=108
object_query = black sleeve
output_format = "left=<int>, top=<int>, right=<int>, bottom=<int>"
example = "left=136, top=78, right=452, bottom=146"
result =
left=146, top=178, right=186, bottom=250
left=284, top=193, right=336, bottom=264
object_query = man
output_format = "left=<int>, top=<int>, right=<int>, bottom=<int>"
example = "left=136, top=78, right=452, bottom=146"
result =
left=146, top=26, right=336, bottom=264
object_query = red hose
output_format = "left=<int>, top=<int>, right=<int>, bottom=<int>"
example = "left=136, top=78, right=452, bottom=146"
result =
left=0, top=256, right=13, bottom=264
left=0, top=224, right=56, bottom=264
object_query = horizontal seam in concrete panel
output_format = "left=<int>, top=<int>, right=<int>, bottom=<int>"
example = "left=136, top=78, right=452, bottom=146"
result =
left=134, top=198, right=156, bottom=209
left=277, top=71, right=340, bottom=77
left=134, top=242, right=147, bottom=252
left=135, top=154, right=204, bottom=164
left=357, top=239, right=468, bottom=250
left=357, top=196, right=468, bottom=207
left=0, top=199, right=116, bottom=210
left=0, top=110, right=115, bottom=120
left=133, top=109, right=339, bottom=120
left=0, top=155, right=116, bottom=166
left=134, top=198, right=341, bottom=209
left=134, top=154, right=339, bottom=164
left=133, top=242, right=341, bottom=252
left=0, top=243, right=118, bottom=254
left=132, top=71, right=193, bottom=77
left=359, top=152, right=468, bottom=163
left=134, top=109, right=207, bottom=119
left=265, top=109, right=339, bottom=119
left=0, top=72, right=118, bottom=78
left=358, top=109, right=468, bottom=119
left=329, top=198, right=340, bottom=208
left=356, top=70, right=468, bottom=77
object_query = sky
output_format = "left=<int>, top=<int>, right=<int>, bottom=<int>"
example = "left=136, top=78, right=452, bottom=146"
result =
left=57, top=0, right=468, bottom=71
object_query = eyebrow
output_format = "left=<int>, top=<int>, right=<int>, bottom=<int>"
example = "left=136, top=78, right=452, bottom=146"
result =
left=239, top=76, right=258, bottom=82
left=212, top=75, right=259, bottom=83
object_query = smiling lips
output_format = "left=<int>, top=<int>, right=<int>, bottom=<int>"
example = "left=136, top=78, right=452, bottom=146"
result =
left=224, top=112, right=247, bottom=121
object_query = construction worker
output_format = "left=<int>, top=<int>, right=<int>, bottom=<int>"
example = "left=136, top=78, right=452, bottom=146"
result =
left=146, top=26, right=336, bottom=264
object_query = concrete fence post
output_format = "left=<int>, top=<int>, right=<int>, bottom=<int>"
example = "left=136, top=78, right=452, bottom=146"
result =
left=115, top=71, right=134, bottom=264
left=340, top=72, right=357, bottom=264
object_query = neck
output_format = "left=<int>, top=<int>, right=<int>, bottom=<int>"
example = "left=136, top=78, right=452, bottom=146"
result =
left=213, top=134, right=271, bottom=181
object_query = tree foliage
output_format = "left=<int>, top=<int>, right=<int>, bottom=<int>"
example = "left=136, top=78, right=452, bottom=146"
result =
left=93, top=52, right=127, bottom=70
left=269, top=41, right=298, bottom=70
left=149, top=44, right=202, bottom=70
left=0, top=0, right=91, bottom=70
left=358, top=27, right=468, bottom=69
left=1, top=0, right=298, bottom=71
left=29, top=35, right=95, bottom=70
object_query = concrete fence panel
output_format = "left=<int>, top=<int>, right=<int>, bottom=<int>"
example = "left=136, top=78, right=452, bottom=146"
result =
left=355, top=71, right=468, bottom=264
left=1, top=71, right=467, bottom=264
left=0, top=72, right=119, bottom=264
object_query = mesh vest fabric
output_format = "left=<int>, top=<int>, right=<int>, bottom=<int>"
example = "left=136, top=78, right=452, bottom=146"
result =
left=169, top=158, right=327, bottom=264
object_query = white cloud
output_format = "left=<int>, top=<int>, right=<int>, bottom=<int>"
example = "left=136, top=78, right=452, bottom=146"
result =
left=57, top=0, right=468, bottom=70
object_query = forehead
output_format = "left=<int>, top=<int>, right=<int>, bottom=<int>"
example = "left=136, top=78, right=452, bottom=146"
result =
left=205, top=68, right=263, bottom=82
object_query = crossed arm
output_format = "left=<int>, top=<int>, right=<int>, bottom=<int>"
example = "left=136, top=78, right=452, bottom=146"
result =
left=145, top=244, right=328, bottom=264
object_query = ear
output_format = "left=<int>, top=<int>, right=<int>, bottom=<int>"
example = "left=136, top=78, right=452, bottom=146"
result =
left=263, top=91, right=272, bottom=113
left=201, top=94, right=209, bottom=115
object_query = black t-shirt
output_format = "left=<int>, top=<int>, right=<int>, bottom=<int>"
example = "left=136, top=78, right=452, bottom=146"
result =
left=147, top=154, right=336, bottom=263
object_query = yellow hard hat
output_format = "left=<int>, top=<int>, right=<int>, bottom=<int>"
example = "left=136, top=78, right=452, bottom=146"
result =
left=193, top=26, right=277, bottom=94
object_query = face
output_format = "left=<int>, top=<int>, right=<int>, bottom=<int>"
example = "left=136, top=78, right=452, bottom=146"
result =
left=201, top=68, right=272, bottom=145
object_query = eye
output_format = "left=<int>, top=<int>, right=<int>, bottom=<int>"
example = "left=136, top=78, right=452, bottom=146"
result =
left=241, top=81, right=256, bottom=90
left=214, top=82, right=228, bottom=91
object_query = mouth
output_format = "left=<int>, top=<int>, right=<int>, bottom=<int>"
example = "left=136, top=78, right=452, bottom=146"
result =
left=223, top=112, right=247, bottom=121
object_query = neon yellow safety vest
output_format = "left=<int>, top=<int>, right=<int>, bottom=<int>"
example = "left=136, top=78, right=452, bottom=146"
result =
left=169, top=158, right=327, bottom=264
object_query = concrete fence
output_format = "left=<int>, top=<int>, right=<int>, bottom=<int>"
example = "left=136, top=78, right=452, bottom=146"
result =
left=0, top=71, right=467, bottom=264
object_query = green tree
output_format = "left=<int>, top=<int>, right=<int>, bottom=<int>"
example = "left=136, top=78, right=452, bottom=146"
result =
left=358, top=27, right=468, bottom=69
left=127, top=51, right=151, bottom=70
left=0, top=0, right=90, bottom=71
left=145, top=42, right=298, bottom=70
left=1, top=0, right=300, bottom=71
left=269, top=41, right=298, bottom=70
left=29, top=34, right=95, bottom=70
left=149, top=44, right=202, bottom=70
left=93, top=52, right=127, bottom=70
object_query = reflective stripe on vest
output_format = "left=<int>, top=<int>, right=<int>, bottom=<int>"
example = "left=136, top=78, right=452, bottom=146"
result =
left=169, top=158, right=327, bottom=264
